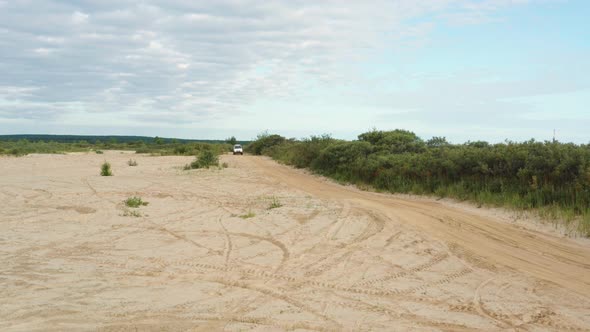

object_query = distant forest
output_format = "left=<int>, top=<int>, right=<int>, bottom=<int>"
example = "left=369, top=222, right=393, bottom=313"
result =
left=0, top=134, right=249, bottom=145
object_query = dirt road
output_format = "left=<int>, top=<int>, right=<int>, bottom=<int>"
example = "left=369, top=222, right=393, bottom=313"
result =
left=1, top=152, right=589, bottom=331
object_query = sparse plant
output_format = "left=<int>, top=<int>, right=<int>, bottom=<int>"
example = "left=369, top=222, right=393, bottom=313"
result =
left=222, top=162, right=229, bottom=168
left=127, top=159, right=138, bottom=166
left=124, top=196, right=148, bottom=208
left=122, top=209, right=142, bottom=217
left=95, top=150, right=103, bottom=154
left=240, top=211, right=256, bottom=219
left=268, top=196, right=283, bottom=210
left=100, top=161, right=113, bottom=176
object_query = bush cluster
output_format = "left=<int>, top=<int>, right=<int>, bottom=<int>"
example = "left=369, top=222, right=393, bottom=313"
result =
left=248, top=129, right=590, bottom=235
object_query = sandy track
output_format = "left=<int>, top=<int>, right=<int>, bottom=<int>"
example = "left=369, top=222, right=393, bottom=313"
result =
left=1, top=152, right=589, bottom=331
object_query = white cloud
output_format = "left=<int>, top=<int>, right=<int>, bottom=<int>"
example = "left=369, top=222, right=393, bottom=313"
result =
left=0, top=0, right=585, bottom=141
left=34, top=48, right=55, bottom=56
left=71, top=11, right=89, bottom=24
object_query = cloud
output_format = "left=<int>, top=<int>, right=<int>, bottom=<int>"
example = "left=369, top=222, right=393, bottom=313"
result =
left=0, top=0, right=585, bottom=142
left=71, top=11, right=89, bottom=24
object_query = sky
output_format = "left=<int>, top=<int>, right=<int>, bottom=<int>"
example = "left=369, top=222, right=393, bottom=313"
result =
left=0, top=0, right=588, bottom=143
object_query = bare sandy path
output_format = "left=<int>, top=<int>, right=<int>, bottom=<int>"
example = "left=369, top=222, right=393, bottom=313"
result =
left=1, top=152, right=589, bottom=331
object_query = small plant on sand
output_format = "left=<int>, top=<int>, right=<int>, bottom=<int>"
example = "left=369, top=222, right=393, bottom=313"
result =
left=222, top=162, right=229, bottom=168
left=268, top=196, right=283, bottom=210
left=240, top=211, right=256, bottom=219
left=95, top=150, right=103, bottom=154
left=127, top=159, right=138, bottom=166
left=124, top=196, right=148, bottom=208
left=122, top=209, right=142, bottom=217
left=100, top=161, right=113, bottom=176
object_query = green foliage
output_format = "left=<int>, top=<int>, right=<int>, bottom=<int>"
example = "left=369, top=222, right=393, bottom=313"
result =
left=100, top=162, right=113, bottom=176
left=240, top=211, right=256, bottom=219
left=0, top=135, right=242, bottom=157
left=186, top=149, right=220, bottom=169
left=122, top=209, right=142, bottom=217
left=250, top=130, right=590, bottom=236
left=358, top=129, right=425, bottom=154
left=268, top=196, right=283, bottom=210
left=226, top=136, right=237, bottom=146
left=124, top=196, right=148, bottom=208
left=198, top=149, right=219, bottom=168
left=247, top=132, right=288, bottom=155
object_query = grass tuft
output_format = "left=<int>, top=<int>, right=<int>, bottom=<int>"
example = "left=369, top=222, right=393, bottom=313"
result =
left=268, top=196, right=283, bottom=210
left=127, top=159, right=138, bottom=166
left=240, top=211, right=256, bottom=219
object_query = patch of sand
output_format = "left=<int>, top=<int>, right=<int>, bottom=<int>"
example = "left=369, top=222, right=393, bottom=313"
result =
left=1, top=151, right=589, bottom=331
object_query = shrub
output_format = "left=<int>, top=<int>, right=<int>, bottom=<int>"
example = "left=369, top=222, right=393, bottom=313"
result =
left=124, top=196, right=148, bottom=208
left=186, top=150, right=219, bottom=169
left=100, top=162, right=113, bottom=176
left=127, top=159, right=138, bottom=166
left=247, top=132, right=287, bottom=155
left=198, top=150, right=219, bottom=168
left=95, top=150, right=104, bottom=154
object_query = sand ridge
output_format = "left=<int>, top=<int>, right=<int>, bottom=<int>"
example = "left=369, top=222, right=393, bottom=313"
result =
left=1, top=151, right=589, bottom=331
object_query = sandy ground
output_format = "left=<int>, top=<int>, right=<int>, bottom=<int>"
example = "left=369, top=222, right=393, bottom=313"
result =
left=1, top=151, right=589, bottom=331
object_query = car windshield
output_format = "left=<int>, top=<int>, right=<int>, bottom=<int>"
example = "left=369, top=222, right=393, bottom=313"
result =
left=234, top=145, right=242, bottom=148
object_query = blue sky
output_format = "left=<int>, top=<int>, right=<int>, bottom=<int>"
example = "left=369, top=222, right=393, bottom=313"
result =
left=0, top=0, right=588, bottom=142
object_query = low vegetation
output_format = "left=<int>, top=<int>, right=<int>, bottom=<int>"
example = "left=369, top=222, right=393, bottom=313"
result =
left=185, top=150, right=220, bottom=170
left=268, top=196, right=283, bottom=210
left=249, top=130, right=590, bottom=236
left=100, top=162, right=113, bottom=176
left=240, top=211, right=256, bottom=219
left=0, top=135, right=241, bottom=157
left=124, top=196, right=148, bottom=208
left=127, top=159, right=138, bottom=166
left=122, top=209, right=142, bottom=218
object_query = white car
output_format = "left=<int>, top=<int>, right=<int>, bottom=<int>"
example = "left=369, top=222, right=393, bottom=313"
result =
left=233, top=144, right=243, bottom=155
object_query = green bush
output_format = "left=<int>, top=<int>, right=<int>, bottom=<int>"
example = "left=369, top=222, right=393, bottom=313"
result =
left=124, top=196, right=148, bottom=208
left=247, top=132, right=287, bottom=155
left=100, top=162, right=113, bottom=176
left=185, top=150, right=220, bottom=169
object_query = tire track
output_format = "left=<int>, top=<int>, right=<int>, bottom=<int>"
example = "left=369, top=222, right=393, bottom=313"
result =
left=353, top=252, right=449, bottom=288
